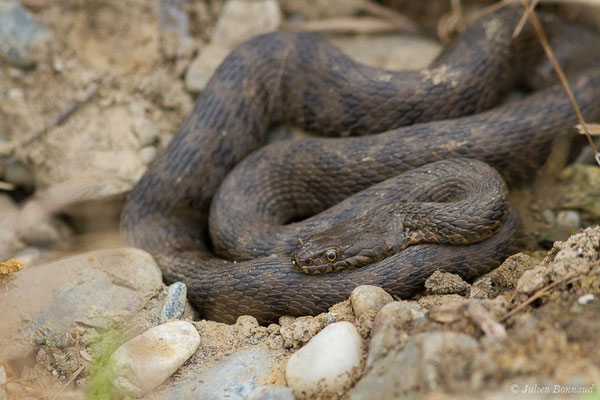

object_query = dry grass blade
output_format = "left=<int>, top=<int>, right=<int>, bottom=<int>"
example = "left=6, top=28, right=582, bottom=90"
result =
left=0, top=181, right=15, bottom=191
left=518, top=0, right=600, bottom=166
left=501, top=271, right=581, bottom=321
left=50, top=365, right=84, bottom=400
left=345, top=0, right=420, bottom=32
left=512, top=0, right=540, bottom=38
left=576, top=123, right=600, bottom=135
left=282, top=17, right=405, bottom=34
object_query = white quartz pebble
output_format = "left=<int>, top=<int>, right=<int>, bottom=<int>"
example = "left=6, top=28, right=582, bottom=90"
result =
left=110, top=321, right=200, bottom=397
left=285, top=321, right=362, bottom=397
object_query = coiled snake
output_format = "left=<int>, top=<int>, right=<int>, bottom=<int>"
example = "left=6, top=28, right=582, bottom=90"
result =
left=121, top=8, right=600, bottom=324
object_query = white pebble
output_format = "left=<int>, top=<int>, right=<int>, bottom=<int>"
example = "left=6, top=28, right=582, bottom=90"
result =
left=0, top=364, right=6, bottom=385
left=578, top=294, right=595, bottom=305
left=556, top=210, right=582, bottom=230
left=110, top=321, right=200, bottom=397
left=286, top=322, right=362, bottom=397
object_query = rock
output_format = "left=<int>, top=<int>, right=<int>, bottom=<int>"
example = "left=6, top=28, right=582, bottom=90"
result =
left=0, top=364, right=6, bottom=384
left=331, top=34, right=440, bottom=71
left=21, top=217, right=72, bottom=247
left=424, top=270, right=470, bottom=295
left=280, top=316, right=322, bottom=349
left=286, top=321, right=362, bottom=398
left=518, top=227, right=600, bottom=294
left=555, top=210, right=582, bottom=230
left=3, top=159, right=35, bottom=188
left=366, top=301, right=426, bottom=367
left=558, top=164, right=600, bottom=223
left=350, top=285, right=394, bottom=318
left=185, top=0, right=281, bottom=91
left=110, top=321, right=200, bottom=397
left=248, top=385, right=295, bottom=400
left=470, top=253, right=540, bottom=299
left=0, top=248, right=163, bottom=361
left=350, top=332, right=479, bottom=399
left=0, top=0, right=51, bottom=68
left=578, top=294, right=594, bottom=305
left=139, top=145, right=158, bottom=164
left=150, top=348, right=275, bottom=400
left=159, top=282, right=187, bottom=323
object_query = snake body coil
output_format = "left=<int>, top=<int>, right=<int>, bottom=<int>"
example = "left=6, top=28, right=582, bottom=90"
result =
left=121, top=9, right=600, bottom=324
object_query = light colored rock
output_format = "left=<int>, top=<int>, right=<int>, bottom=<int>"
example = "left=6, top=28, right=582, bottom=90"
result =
left=350, top=285, right=394, bottom=317
left=3, top=159, right=34, bottom=188
left=110, top=320, right=200, bottom=397
left=139, top=145, right=158, bottom=164
left=0, top=364, right=6, bottom=385
left=0, top=0, right=51, bottom=68
left=350, top=332, right=479, bottom=399
left=280, top=316, right=322, bottom=349
left=0, top=248, right=163, bottom=361
left=21, top=217, right=72, bottom=247
left=367, top=301, right=426, bottom=367
left=424, top=270, right=470, bottom=295
left=286, top=321, right=362, bottom=397
left=149, top=348, right=274, bottom=400
left=211, top=0, right=281, bottom=48
left=578, top=294, right=594, bottom=305
left=184, top=0, right=281, bottom=92
left=331, top=34, right=440, bottom=71
left=248, top=385, right=295, bottom=400
left=555, top=210, right=582, bottom=230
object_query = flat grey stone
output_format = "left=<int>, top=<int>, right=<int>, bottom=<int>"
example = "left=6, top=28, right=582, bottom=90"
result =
left=0, top=248, right=163, bottom=361
left=149, top=348, right=273, bottom=400
left=0, top=0, right=51, bottom=67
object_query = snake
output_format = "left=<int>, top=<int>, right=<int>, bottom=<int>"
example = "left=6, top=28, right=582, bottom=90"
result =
left=121, top=7, right=600, bottom=324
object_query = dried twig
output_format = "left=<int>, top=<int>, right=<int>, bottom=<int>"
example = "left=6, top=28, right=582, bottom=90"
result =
left=0, top=76, right=110, bottom=156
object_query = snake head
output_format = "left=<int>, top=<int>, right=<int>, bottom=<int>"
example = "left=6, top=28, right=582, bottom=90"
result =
left=291, top=222, right=392, bottom=274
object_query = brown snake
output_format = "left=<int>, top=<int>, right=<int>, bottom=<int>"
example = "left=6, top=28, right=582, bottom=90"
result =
left=121, top=8, right=600, bottom=324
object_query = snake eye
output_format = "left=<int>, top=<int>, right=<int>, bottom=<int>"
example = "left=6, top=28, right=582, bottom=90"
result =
left=325, top=249, right=338, bottom=262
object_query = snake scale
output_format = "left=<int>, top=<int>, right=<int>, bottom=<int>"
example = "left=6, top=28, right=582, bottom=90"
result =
left=121, top=8, right=600, bottom=324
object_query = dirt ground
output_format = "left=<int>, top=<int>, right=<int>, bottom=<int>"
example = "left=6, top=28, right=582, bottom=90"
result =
left=2, top=0, right=600, bottom=399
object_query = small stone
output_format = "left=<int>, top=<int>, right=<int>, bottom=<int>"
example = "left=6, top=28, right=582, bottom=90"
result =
left=516, top=267, right=549, bottom=294
left=110, top=320, right=200, bottom=397
left=0, top=364, right=6, bottom=384
left=555, top=210, right=582, bottom=230
left=159, top=282, right=187, bottom=323
left=4, top=159, right=34, bottom=188
left=350, top=285, right=394, bottom=318
left=139, top=146, right=158, bottom=164
left=424, top=270, right=471, bottom=295
left=0, top=0, right=51, bottom=68
left=248, top=385, right=295, bottom=400
left=21, top=217, right=72, bottom=247
left=280, top=316, right=321, bottom=349
left=578, top=294, right=595, bottom=305
left=470, top=253, right=540, bottom=299
left=366, top=301, right=425, bottom=367
left=184, top=0, right=281, bottom=91
left=286, top=321, right=362, bottom=397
